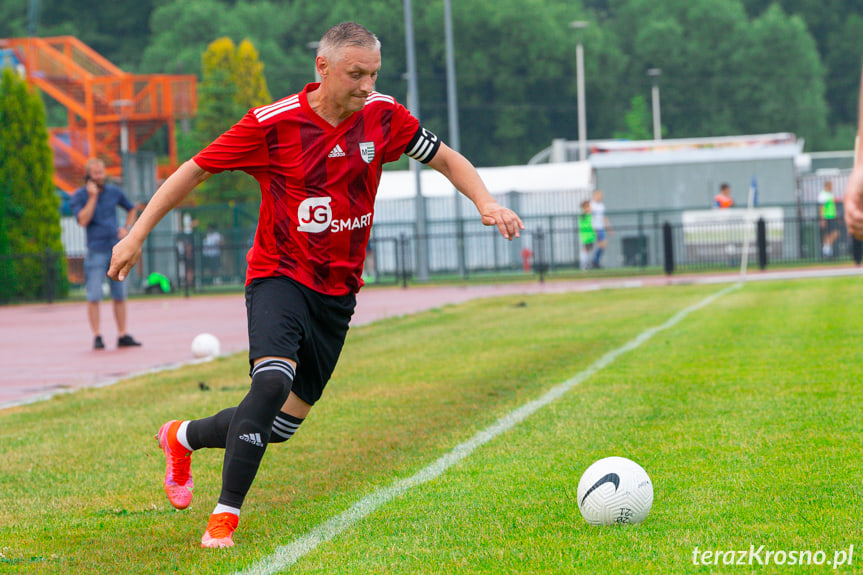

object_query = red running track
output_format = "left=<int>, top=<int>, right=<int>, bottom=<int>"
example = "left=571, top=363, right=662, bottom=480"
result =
left=2, top=266, right=859, bottom=409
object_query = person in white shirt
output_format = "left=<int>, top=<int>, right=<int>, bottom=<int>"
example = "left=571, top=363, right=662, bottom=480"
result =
left=589, top=189, right=613, bottom=269
left=202, top=224, right=223, bottom=283
left=817, top=180, right=839, bottom=257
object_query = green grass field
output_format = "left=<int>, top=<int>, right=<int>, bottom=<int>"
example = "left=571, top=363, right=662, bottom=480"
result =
left=1, top=277, right=861, bottom=574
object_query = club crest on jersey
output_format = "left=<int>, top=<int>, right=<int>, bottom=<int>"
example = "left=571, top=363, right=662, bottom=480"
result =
left=297, top=197, right=332, bottom=233
left=359, top=142, right=375, bottom=164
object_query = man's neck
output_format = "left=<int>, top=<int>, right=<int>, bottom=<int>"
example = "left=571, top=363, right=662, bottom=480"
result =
left=307, top=86, right=351, bottom=127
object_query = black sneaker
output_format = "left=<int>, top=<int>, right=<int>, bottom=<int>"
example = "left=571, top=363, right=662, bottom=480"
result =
left=118, top=334, right=142, bottom=347
left=94, top=335, right=105, bottom=350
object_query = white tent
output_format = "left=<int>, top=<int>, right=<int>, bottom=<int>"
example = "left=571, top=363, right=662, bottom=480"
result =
left=376, top=160, right=593, bottom=200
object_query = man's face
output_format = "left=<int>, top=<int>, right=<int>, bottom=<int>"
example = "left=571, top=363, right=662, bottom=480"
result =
left=88, top=162, right=107, bottom=187
left=322, top=46, right=381, bottom=114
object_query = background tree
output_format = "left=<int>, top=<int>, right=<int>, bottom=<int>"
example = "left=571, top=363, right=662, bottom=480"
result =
left=613, top=0, right=752, bottom=138
left=614, top=95, right=653, bottom=140
left=234, top=39, right=272, bottom=110
left=0, top=0, right=28, bottom=38
left=823, top=14, right=863, bottom=149
left=139, top=0, right=229, bottom=76
left=419, top=0, right=609, bottom=166
left=2, top=0, right=156, bottom=71
left=3, top=0, right=862, bottom=163
left=709, top=0, right=861, bottom=149
left=140, top=0, right=295, bottom=83
left=193, top=37, right=272, bottom=207
left=0, top=69, right=67, bottom=302
left=731, top=5, right=829, bottom=146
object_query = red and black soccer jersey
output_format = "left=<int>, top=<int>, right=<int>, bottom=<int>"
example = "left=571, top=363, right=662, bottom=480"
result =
left=194, top=83, right=440, bottom=296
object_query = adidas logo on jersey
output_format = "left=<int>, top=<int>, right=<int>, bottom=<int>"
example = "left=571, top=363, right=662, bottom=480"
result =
left=328, top=144, right=346, bottom=158
left=238, top=433, right=264, bottom=447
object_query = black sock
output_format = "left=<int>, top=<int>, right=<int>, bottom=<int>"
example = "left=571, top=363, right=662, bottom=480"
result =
left=186, top=407, right=235, bottom=450
left=185, top=408, right=304, bottom=449
left=218, top=359, right=294, bottom=509
left=269, top=412, right=304, bottom=443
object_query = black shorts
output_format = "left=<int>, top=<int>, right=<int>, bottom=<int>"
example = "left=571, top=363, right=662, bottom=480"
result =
left=245, top=276, right=356, bottom=405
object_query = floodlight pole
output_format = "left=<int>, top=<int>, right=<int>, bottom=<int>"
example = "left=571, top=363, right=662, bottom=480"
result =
left=27, top=0, right=39, bottom=36
left=444, top=0, right=466, bottom=278
left=404, top=0, right=429, bottom=281
left=648, top=68, right=662, bottom=141
left=570, top=21, right=589, bottom=161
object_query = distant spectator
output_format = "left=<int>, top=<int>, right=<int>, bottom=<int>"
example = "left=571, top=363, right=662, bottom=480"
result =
left=203, top=224, right=224, bottom=283
left=362, top=239, right=376, bottom=283
left=578, top=199, right=596, bottom=270
left=713, top=183, right=734, bottom=209
left=818, top=180, right=840, bottom=258
left=589, top=189, right=613, bottom=269
left=69, top=158, right=142, bottom=350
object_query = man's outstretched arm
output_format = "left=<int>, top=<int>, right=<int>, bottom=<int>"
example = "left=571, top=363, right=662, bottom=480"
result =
left=108, top=160, right=211, bottom=281
left=426, top=143, right=524, bottom=240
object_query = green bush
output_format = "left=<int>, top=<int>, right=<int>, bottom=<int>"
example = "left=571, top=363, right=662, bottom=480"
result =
left=0, top=68, right=68, bottom=302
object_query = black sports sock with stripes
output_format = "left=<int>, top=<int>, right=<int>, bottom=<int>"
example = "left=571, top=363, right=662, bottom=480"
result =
left=186, top=408, right=304, bottom=449
left=218, top=359, right=294, bottom=509
left=269, top=412, right=304, bottom=443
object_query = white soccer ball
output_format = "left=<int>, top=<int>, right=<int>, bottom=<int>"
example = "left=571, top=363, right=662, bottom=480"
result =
left=191, top=333, right=220, bottom=358
left=577, top=456, right=653, bottom=526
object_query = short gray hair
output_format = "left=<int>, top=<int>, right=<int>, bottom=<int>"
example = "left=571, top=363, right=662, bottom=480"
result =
left=317, top=22, right=380, bottom=63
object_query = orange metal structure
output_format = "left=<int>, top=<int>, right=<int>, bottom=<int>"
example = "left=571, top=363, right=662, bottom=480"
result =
left=0, top=36, right=197, bottom=192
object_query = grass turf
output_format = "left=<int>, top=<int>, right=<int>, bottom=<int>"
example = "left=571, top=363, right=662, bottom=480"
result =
left=0, top=277, right=860, bottom=574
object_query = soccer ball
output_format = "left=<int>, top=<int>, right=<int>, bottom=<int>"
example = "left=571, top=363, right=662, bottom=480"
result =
left=577, top=456, right=653, bottom=526
left=191, top=333, right=220, bottom=358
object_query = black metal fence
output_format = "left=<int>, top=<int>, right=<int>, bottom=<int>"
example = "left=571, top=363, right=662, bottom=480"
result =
left=132, top=209, right=860, bottom=296
left=0, top=249, right=68, bottom=304
left=8, top=203, right=862, bottom=303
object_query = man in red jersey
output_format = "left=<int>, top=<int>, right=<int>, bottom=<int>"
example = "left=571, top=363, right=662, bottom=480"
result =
left=109, top=22, right=523, bottom=548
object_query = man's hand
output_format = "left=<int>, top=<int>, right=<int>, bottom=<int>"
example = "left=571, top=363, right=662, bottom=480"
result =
left=845, top=166, right=863, bottom=240
left=86, top=180, right=100, bottom=197
left=480, top=202, right=525, bottom=240
left=109, top=235, right=143, bottom=281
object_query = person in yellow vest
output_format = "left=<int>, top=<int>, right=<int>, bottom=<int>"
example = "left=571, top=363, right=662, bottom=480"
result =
left=578, top=199, right=597, bottom=270
left=818, top=180, right=840, bottom=257
left=713, top=183, right=734, bottom=209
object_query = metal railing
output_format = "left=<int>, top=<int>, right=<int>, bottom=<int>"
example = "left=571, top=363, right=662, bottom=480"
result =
left=9, top=203, right=862, bottom=304
left=130, top=211, right=860, bottom=296
left=0, top=249, right=67, bottom=304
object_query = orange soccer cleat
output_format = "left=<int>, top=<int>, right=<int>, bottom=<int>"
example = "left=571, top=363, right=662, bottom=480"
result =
left=201, top=512, right=239, bottom=549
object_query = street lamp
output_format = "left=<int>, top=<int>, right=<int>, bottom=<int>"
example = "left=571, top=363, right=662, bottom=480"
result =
left=570, top=20, right=589, bottom=161
left=647, top=68, right=662, bottom=141
left=403, top=0, right=429, bottom=281
left=443, top=0, right=466, bottom=278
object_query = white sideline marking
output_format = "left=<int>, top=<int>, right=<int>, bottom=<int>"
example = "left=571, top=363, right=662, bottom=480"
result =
left=232, top=283, right=741, bottom=575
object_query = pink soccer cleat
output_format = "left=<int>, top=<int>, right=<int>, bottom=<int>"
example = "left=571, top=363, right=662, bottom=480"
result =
left=155, top=420, right=194, bottom=509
